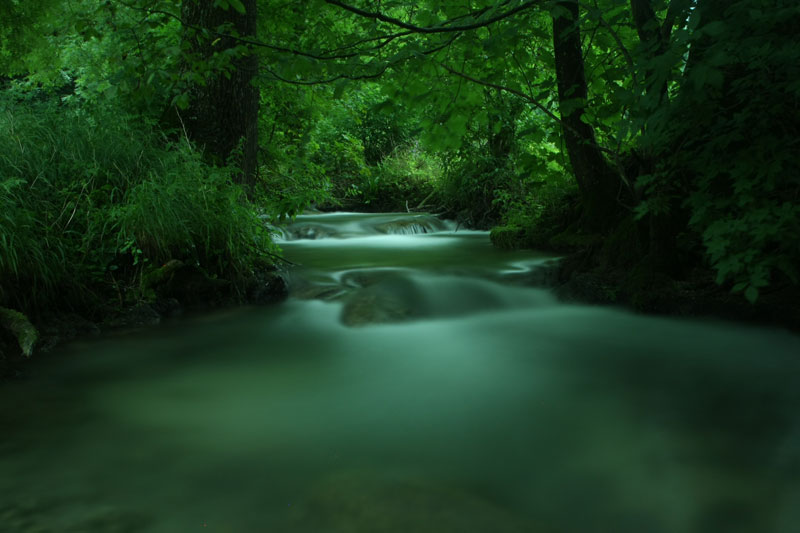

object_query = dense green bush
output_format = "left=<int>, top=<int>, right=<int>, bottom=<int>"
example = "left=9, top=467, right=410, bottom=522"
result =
left=352, top=142, right=443, bottom=211
left=439, top=154, right=511, bottom=227
left=0, top=98, right=276, bottom=316
left=640, top=1, right=800, bottom=301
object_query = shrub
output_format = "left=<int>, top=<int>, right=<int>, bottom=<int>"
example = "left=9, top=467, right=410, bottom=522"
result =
left=640, top=1, right=800, bottom=301
left=0, top=97, right=275, bottom=316
left=352, top=142, right=443, bottom=211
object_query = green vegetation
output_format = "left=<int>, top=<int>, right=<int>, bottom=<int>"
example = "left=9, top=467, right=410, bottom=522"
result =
left=1, top=0, right=798, bottom=362
left=0, top=97, right=275, bottom=321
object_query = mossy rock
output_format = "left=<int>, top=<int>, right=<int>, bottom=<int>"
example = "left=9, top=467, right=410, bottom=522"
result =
left=490, top=225, right=529, bottom=250
left=0, top=307, right=38, bottom=357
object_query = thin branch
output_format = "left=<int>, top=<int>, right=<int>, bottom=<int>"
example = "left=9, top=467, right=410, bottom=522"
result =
left=438, top=62, right=619, bottom=157
left=324, top=0, right=541, bottom=34
left=328, top=0, right=519, bottom=50
left=326, top=30, right=415, bottom=54
left=113, top=0, right=362, bottom=60
left=263, top=66, right=388, bottom=85
left=511, top=51, right=536, bottom=100
left=437, top=62, right=559, bottom=123
left=577, top=1, right=634, bottom=70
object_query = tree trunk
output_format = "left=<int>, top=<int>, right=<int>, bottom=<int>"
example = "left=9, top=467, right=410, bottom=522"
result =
left=551, top=1, right=621, bottom=232
left=630, top=0, right=668, bottom=104
left=181, top=0, right=259, bottom=192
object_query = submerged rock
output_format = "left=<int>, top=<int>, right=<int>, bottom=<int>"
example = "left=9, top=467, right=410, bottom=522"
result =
left=339, top=272, right=420, bottom=326
left=340, top=288, right=416, bottom=326
left=374, top=215, right=450, bottom=235
left=288, top=224, right=335, bottom=240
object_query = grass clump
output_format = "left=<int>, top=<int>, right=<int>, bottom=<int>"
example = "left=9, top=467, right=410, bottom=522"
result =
left=0, top=98, right=277, bottom=318
left=350, top=143, right=443, bottom=212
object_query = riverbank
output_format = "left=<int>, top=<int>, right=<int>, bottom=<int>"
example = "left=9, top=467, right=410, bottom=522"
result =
left=5, top=207, right=797, bottom=382
left=555, top=256, right=800, bottom=333
left=0, top=266, right=288, bottom=381
left=490, top=210, right=800, bottom=333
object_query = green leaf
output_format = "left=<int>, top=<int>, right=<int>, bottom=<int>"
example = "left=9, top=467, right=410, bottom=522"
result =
left=744, top=286, right=759, bottom=304
left=701, top=21, right=727, bottom=37
left=173, top=92, right=190, bottom=109
left=229, top=0, right=246, bottom=14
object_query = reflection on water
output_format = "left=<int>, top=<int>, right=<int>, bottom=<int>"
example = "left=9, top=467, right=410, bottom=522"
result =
left=1, top=212, right=799, bottom=532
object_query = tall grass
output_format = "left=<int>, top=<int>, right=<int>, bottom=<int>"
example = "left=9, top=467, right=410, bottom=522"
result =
left=0, top=99, right=275, bottom=317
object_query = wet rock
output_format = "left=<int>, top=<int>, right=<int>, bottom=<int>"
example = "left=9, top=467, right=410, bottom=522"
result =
left=153, top=263, right=231, bottom=307
left=373, top=215, right=448, bottom=235
left=289, top=224, right=334, bottom=240
left=291, top=283, right=346, bottom=301
left=151, top=297, right=183, bottom=318
left=340, top=289, right=415, bottom=326
left=246, top=270, right=289, bottom=305
left=37, top=313, right=101, bottom=352
left=106, top=303, right=161, bottom=329
left=375, top=220, right=430, bottom=235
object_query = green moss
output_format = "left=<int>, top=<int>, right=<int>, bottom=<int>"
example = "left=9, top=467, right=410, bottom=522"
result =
left=489, top=225, right=528, bottom=250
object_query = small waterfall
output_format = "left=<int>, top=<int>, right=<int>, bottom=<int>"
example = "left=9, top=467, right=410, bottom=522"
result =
left=276, top=212, right=458, bottom=240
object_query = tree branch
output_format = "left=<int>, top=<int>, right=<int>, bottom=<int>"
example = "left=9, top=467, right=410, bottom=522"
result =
left=577, top=1, right=634, bottom=69
left=323, top=0, right=541, bottom=34
left=437, top=62, right=559, bottom=125
left=437, top=62, right=618, bottom=156
left=263, top=65, right=388, bottom=85
left=113, top=0, right=364, bottom=60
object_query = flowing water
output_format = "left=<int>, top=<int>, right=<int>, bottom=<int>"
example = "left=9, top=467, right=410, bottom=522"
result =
left=1, top=211, right=799, bottom=532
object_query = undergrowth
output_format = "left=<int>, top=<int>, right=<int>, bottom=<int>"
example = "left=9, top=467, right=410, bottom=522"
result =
left=0, top=98, right=276, bottom=318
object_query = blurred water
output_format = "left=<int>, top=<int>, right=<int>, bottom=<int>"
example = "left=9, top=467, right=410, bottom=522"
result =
left=1, top=212, right=799, bottom=532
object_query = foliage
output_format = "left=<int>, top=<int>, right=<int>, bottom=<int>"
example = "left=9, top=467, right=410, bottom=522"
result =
left=0, top=96, right=275, bottom=316
left=0, top=307, right=38, bottom=357
left=639, top=0, right=800, bottom=301
left=351, top=142, right=443, bottom=211
left=3, top=0, right=799, bottom=314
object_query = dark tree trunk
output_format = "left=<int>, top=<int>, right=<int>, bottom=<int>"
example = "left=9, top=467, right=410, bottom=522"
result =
left=551, top=1, right=621, bottom=232
left=181, top=0, right=258, bottom=192
left=629, top=0, right=682, bottom=273
left=630, top=0, right=670, bottom=103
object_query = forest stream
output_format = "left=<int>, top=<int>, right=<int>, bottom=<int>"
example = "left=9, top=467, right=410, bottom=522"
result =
left=1, top=211, right=799, bottom=533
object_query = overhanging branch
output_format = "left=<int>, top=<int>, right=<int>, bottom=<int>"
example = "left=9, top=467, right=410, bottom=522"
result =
left=324, top=0, right=541, bottom=34
left=438, top=62, right=618, bottom=156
